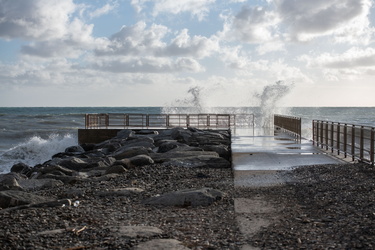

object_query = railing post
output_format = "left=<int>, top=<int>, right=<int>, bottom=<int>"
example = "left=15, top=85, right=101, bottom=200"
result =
left=343, top=124, right=347, bottom=158
left=360, top=126, right=364, bottom=160
left=352, top=125, right=355, bottom=161
left=330, top=122, right=334, bottom=153
left=325, top=122, right=329, bottom=150
left=337, top=123, right=340, bottom=155
left=371, top=128, right=374, bottom=166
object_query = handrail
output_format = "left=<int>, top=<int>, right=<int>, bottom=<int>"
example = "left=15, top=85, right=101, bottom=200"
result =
left=84, top=113, right=254, bottom=130
left=313, top=120, right=375, bottom=165
left=274, top=114, right=302, bottom=140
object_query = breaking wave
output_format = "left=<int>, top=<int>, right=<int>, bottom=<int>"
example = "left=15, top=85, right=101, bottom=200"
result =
left=0, top=133, right=77, bottom=173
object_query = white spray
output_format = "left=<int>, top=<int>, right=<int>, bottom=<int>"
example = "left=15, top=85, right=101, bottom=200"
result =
left=253, top=81, right=293, bottom=127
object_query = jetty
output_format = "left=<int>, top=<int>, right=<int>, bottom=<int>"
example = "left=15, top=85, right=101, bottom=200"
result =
left=79, top=112, right=375, bottom=248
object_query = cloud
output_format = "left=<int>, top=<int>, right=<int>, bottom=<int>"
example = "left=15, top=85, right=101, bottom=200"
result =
left=92, top=57, right=204, bottom=73
left=89, top=2, right=118, bottom=19
left=222, top=5, right=280, bottom=43
left=299, top=47, right=375, bottom=81
left=131, top=0, right=215, bottom=21
left=0, top=0, right=78, bottom=40
left=158, top=29, right=219, bottom=58
left=275, top=0, right=373, bottom=43
left=301, top=47, right=375, bottom=69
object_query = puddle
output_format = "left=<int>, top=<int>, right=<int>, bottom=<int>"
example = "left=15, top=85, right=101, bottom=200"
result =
left=286, top=147, right=301, bottom=149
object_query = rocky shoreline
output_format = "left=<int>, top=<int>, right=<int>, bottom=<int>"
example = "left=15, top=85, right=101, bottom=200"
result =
left=1, top=127, right=375, bottom=249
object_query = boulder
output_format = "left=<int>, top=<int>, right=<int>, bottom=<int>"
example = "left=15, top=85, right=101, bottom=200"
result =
left=200, top=145, right=231, bottom=160
left=0, top=190, right=52, bottom=208
left=150, top=151, right=218, bottom=163
left=65, top=145, right=85, bottom=154
left=116, top=129, right=134, bottom=139
left=157, top=141, right=188, bottom=153
left=112, top=146, right=151, bottom=160
left=128, top=155, right=154, bottom=166
left=0, top=173, right=23, bottom=191
left=105, top=165, right=127, bottom=175
left=10, top=162, right=32, bottom=175
left=18, top=178, right=64, bottom=191
left=142, top=187, right=224, bottom=207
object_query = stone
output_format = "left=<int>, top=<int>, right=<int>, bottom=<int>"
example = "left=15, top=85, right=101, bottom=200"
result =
left=128, top=155, right=154, bottom=166
left=157, top=141, right=188, bottom=153
left=116, top=129, right=134, bottom=139
left=133, top=239, right=190, bottom=250
left=200, top=145, right=231, bottom=161
left=65, top=145, right=85, bottom=154
left=0, top=190, right=52, bottom=208
left=38, top=165, right=75, bottom=176
left=17, top=178, right=64, bottom=191
left=10, top=162, right=32, bottom=175
left=112, top=146, right=151, bottom=160
left=0, top=173, right=23, bottom=191
left=142, top=187, right=224, bottom=207
left=150, top=151, right=219, bottom=163
left=105, top=165, right=127, bottom=175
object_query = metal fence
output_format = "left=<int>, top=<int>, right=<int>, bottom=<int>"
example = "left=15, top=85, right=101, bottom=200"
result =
left=313, top=120, right=375, bottom=165
left=274, top=114, right=302, bottom=139
left=85, top=113, right=254, bottom=129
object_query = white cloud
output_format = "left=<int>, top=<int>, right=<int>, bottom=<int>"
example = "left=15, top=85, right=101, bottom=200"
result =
left=131, top=0, right=215, bottom=21
left=89, top=2, right=118, bottom=19
left=275, top=0, right=373, bottom=43
left=96, top=22, right=168, bottom=56
left=299, top=47, right=375, bottom=81
left=0, top=0, right=78, bottom=40
left=92, top=57, right=204, bottom=73
left=222, top=5, right=280, bottom=43
left=158, top=29, right=219, bottom=58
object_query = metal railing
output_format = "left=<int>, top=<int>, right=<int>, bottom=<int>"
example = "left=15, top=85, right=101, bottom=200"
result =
left=85, top=113, right=254, bottom=129
left=274, top=114, right=302, bottom=139
left=313, top=120, right=375, bottom=165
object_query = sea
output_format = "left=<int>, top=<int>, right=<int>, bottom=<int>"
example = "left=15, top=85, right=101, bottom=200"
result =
left=1, top=106, right=375, bottom=173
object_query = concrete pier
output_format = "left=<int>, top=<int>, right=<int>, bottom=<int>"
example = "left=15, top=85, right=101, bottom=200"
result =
left=231, top=128, right=345, bottom=249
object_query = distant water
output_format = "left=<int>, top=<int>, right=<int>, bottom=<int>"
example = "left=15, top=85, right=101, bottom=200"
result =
left=0, top=106, right=374, bottom=173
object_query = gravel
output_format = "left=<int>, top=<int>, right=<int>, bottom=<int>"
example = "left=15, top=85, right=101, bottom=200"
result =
left=1, top=162, right=375, bottom=249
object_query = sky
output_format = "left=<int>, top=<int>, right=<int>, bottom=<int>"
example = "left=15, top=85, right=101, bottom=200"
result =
left=0, top=0, right=374, bottom=107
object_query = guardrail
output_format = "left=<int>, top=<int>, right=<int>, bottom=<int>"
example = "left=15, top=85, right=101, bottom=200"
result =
left=85, top=113, right=254, bottom=129
left=274, top=114, right=302, bottom=139
left=313, top=120, right=375, bottom=165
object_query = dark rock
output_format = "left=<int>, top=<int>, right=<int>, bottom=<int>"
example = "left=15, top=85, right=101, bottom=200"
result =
left=157, top=141, right=188, bottom=153
left=116, top=129, right=134, bottom=139
left=0, top=173, right=23, bottom=191
left=0, top=190, right=52, bottom=208
left=128, top=155, right=154, bottom=166
left=112, top=146, right=151, bottom=160
left=10, top=162, right=32, bottom=175
left=142, top=187, right=224, bottom=207
left=18, top=179, right=64, bottom=191
left=105, top=165, right=127, bottom=175
left=201, top=145, right=231, bottom=160
left=65, top=145, right=85, bottom=154
left=80, top=143, right=95, bottom=151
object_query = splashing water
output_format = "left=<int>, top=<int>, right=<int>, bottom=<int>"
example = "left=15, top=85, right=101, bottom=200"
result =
left=0, top=133, right=77, bottom=173
left=162, top=86, right=208, bottom=114
left=254, top=81, right=293, bottom=127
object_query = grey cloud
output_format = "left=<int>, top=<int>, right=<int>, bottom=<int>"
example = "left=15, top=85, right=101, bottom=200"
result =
left=276, top=0, right=370, bottom=38
left=92, top=57, right=204, bottom=73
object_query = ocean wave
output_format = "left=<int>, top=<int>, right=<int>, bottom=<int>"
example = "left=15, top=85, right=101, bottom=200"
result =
left=0, top=133, right=78, bottom=173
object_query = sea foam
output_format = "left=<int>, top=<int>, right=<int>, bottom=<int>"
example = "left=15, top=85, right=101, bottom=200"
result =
left=0, top=133, right=77, bottom=173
